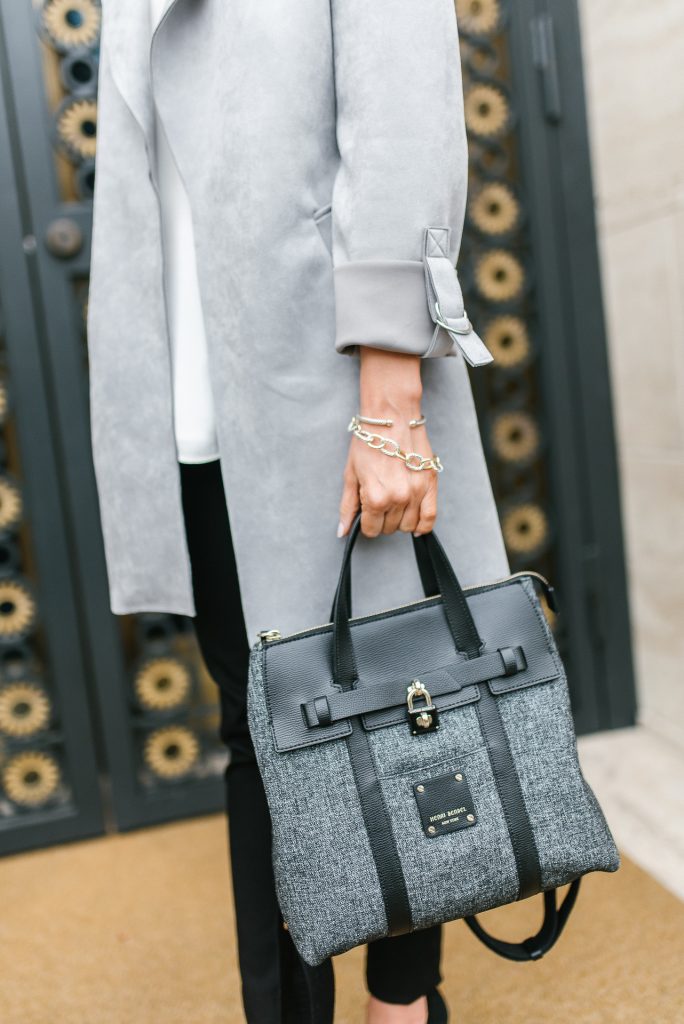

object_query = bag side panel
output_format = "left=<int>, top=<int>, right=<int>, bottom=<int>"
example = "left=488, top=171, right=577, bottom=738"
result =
left=497, top=676, right=620, bottom=887
left=247, top=647, right=388, bottom=965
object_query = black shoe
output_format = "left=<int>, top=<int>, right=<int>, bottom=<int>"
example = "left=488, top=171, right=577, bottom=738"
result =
left=427, top=987, right=448, bottom=1024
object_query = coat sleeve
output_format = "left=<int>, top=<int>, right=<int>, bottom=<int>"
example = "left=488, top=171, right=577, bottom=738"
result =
left=330, top=0, right=492, bottom=367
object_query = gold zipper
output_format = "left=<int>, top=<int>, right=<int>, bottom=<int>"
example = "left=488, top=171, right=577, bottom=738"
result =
left=257, top=569, right=555, bottom=644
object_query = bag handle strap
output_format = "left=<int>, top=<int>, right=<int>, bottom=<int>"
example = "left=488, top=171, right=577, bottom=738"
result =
left=328, top=526, right=439, bottom=623
left=464, top=880, right=581, bottom=962
left=331, top=514, right=484, bottom=689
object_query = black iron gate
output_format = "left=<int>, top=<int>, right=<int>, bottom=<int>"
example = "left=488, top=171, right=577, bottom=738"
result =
left=0, top=0, right=635, bottom=855
left=456, top=0, right=635, bottom=734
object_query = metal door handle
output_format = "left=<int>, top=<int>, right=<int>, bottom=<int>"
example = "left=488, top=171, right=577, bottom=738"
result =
left=530, top=13, right=562, bottom=123
left=44, top=217, right=83, bottom=259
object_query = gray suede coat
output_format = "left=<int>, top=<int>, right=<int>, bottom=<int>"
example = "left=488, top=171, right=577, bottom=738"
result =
left=87, top=0, right=509, bottom=641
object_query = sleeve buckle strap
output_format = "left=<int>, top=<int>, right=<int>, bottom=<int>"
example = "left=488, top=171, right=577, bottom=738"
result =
left=433, top=301, right=472, bottom=336
left=423, top=226, right=494, bottom=367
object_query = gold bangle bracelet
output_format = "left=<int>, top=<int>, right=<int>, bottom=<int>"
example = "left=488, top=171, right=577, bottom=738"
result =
left=355, top=414, right=427, bottom=429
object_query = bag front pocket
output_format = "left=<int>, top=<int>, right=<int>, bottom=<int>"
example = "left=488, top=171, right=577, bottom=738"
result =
left=378, top=746, right=520, bottom=930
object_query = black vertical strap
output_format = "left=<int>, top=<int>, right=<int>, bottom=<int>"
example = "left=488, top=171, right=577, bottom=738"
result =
left=475, top=684, right=542, bottom=900
left=413, top=531, right=482, bottom=657
left=413, top=534, right=440, bottom=597
left=345, top=723, right=413, bottom=936
left=331, top=519, right=413, bottom=935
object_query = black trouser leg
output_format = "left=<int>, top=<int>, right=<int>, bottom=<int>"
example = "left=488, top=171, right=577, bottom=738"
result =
left=179, top=460, right=333, bottom=1024
left=366, top=927, right=442, bottom=1005
left=179, top=459, right=441, bottom=1016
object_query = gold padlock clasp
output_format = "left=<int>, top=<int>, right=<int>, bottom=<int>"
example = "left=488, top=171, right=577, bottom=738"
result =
left=406, top=679, right=440, bottom=735
left=407, top=679, right=433, bottom=713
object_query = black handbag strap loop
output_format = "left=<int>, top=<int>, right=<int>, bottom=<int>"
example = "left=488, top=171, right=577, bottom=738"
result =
left=464, top=880, right=581, bottom=962
left=328, top=526, right=439, bottom=622
left=331, top=514, right=484, bottom=689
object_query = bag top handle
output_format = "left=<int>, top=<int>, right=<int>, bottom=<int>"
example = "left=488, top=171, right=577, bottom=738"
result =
left=328, top=523, right=440, bottom=623
left=331, top=513, right=484, bottom=690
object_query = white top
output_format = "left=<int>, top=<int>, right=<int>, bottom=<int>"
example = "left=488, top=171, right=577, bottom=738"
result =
left=149, top=0, right=219, bottom=464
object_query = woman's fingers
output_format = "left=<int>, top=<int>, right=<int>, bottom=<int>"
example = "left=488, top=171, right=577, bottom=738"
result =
left=359, top=486, right=388, bottom=538
left=398, top=495, right=421, bottom=534
left=337, top=468, right=360, bottom=537
left=381, top=503, right=406, bottom=535
left=340, top=433, right=439, bottom=539
left=360, top=468, right=414, bottom=536
left=414, top=483, right=438, bottom=536
left=358, top=499, right=385, bottom=540
left=381, top=479, right=410, bottom=535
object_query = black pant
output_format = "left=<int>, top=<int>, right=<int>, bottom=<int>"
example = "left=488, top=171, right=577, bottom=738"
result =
left=179, top=460, right=442, bottom=1022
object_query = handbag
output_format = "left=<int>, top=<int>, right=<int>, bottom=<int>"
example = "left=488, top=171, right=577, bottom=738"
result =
left=247, top=514, right=619, bottom=966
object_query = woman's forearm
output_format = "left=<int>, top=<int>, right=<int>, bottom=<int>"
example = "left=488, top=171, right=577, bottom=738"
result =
left=359, top=348, right=423, bottom=423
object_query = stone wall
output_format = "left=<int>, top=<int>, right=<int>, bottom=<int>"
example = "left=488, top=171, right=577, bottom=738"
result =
left=579, top=0, right=684, bottom=748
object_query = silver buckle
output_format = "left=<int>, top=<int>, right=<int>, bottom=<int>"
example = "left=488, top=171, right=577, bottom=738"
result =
left=433, top=300, right=472, bottom=336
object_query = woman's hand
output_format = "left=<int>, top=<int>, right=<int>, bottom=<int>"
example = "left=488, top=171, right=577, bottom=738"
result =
left=337, top=348, right=438, bottom=539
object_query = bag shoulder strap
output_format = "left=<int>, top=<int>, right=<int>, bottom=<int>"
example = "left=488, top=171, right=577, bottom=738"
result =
left=464, top=880, right=581, bottom=962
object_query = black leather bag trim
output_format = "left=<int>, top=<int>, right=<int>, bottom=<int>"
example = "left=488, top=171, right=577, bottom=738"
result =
left=263, top=578, right=562, bottom=754
left=475, top=683, right=542, bottom=900
left=413, top=768, right=478, bottom=837
left=345, top=721, right=413, bottom=936
left=302, top=647, right=526, bottom=729
left=263, top=660, right=352, bottom=754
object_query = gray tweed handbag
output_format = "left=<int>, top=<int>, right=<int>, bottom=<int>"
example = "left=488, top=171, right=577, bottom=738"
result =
left=247, top=515, right=619, bottom=966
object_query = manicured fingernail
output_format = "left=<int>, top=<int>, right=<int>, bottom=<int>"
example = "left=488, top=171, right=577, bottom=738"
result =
left=337, top=521, right=345, bottom=538
left=413, top=531, right=421, bottom=537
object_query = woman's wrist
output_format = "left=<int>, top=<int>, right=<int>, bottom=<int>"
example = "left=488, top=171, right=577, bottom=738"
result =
left=358, top=347, right=423, bottom=424
left=339, top=346, right=437, bottom=542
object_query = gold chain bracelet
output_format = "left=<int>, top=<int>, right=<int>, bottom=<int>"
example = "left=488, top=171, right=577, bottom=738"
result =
left=348, top=417, right=443, bottom=473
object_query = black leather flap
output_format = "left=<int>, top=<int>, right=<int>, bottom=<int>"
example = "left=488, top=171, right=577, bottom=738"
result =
left=261, top=577, right=562, bottom=753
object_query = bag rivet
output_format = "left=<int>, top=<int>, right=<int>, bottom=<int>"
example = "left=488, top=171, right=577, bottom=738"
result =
left=417, top=784, right=425, bottom=793
left=455, top=773, right=463, bottom=781
left=467, top=814, right=475, bottom=822
left=428, top=825, right=437, bottom=834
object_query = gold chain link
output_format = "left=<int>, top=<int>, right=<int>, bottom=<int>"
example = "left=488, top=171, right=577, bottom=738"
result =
left=347, top=417, right=444, bottom=473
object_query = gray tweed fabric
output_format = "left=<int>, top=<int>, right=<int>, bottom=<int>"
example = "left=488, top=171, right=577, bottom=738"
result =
left=247, top=578, right=619, bottom=966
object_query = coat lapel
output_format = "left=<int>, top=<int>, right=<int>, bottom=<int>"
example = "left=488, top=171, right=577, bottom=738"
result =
left=102, top=0, right=154, bottom=147
left=102, top=0, right=182, bottom=153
